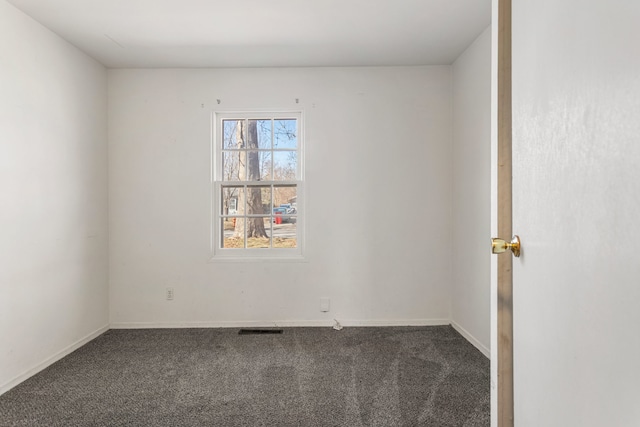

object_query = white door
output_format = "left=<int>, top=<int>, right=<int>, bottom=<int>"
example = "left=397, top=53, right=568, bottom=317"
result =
left=511, top=0, right=640, bottom=425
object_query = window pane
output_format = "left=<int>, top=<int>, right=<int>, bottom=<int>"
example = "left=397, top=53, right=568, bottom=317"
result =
left=245, top=150, right=262, bottom=181
left=222, top=120, right=242, bottom=149
left=222, top=218, right=245, bottom=248
left=273, top=151, right=297, bottom=180
left=273, top=185, right=297, bottom=210
left=261, top=186, right=272, bottom=211
left=257, top=151, right=272, bottom=181
left=255, top=119, right=272, bottom=149
left=274, top=119, right=297, bottom=149
left=246, top=217, right=271, bottom=248
left=221, top=186, right=241, bottom=215
left=245, top=186, right=270, bottom=215
left=273, top=218, right=297, bottom=248
left=222, top=151, right=243, bottom=181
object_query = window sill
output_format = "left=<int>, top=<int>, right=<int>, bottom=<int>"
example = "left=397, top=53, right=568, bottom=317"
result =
left=208, top=254, right=308, bottom=263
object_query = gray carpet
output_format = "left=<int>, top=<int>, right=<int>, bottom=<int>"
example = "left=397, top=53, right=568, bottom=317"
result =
left=0, top=326, right=489, bottom=426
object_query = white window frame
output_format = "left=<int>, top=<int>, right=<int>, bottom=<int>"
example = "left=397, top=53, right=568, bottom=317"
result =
left=210, top=111, right=304, bottom=261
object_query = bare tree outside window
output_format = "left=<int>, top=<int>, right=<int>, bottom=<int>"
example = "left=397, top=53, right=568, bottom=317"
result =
left=234, top=120, right=268, bottom=239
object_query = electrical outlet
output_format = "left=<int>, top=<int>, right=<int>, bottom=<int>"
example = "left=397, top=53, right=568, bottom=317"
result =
left=166, top=287, right=174, bottom=301
left=320, top=297, right=330, bottom=312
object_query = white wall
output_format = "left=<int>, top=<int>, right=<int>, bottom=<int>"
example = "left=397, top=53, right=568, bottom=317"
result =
left=451, top=28, right=492, bottom=356
left=108, top=67, right=453, bottom=327
left=0, top=1, right=109, bottom=393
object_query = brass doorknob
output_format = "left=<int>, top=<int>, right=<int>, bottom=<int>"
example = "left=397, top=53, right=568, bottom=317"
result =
left=491, top=235, right=521, bottom=257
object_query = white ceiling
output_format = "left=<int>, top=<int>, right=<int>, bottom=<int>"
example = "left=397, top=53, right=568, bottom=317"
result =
left=8, top=0, right=491, bottom=68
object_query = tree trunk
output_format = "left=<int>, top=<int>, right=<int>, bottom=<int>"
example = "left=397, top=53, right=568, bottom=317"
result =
left=234, top=120, right=268, bottom=239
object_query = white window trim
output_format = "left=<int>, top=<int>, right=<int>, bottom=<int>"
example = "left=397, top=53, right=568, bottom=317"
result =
left=209, top=110, right=305, bottom=261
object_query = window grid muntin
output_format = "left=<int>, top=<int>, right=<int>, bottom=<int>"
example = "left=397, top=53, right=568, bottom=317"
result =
left=220, top=117, right=299, bottom=184
left=215, top=112, right=301, bottom=256
left=219, top=182, right=298, bottom=250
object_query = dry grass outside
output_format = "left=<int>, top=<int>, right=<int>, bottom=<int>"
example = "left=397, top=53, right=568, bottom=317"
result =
left=223, top=237, right=297, bottom=249
left=223, top=219, right=277, bottom=230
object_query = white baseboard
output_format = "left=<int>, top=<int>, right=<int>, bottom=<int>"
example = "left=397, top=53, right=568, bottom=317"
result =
left=110, top=320, right=329, bottom=329
left=451, top=320, right=490, bottom=358
left=337, top=318, right=450, bottom=327
left=110, top=318, right=450, bottom=329
left=0, top=324, right=109, bottom=396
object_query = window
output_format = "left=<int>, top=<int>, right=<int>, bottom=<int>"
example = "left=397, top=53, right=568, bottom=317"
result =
left=212, top=112, right=303, bottom=259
